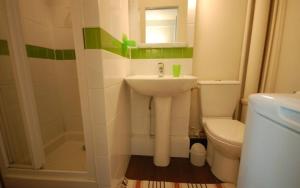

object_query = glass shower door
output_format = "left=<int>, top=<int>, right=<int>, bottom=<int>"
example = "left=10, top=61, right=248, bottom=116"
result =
left=0, top=0, right=31, bottom=167
left=0, top=0, right=45, bottom=169
left=0, top=84, right=31, bottom=166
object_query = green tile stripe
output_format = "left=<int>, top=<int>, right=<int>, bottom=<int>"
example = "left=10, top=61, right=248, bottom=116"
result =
left=83, top=27, right=101, bottom=49
left=26, top=45, right=55, bottom=59
left=130, top=47, right=193, bottom=59
left=26, top=44, right=76, bottom=60
left=100, top=28, right=125, bottom=57
left=83, top=27, right=128, bottom=57
left=0, top=39, right=9, bottom=55
left=83, top=27, right=193, bottom=59
left=54, top=49, right=76, bottom=60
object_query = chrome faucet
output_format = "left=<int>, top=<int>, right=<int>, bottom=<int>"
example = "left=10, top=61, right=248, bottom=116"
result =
left=158, top=62, right=164, bottom=77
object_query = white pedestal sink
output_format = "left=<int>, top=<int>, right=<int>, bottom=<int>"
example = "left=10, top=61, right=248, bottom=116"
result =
left=125, top=75, right=197, bottom=166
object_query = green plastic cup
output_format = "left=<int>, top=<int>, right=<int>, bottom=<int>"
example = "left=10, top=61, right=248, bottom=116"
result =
left=172, top=64, right=181, bottom=77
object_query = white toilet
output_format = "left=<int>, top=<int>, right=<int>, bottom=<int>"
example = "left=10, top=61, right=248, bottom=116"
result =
left=198, top=80, right=245, bottom=183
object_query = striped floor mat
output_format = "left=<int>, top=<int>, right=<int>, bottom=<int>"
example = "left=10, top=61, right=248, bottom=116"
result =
left=123, top=179, right=235, bottom=188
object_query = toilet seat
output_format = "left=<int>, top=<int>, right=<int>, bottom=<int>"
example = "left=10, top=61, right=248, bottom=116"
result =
left=204, top=119, right=244, bottom=146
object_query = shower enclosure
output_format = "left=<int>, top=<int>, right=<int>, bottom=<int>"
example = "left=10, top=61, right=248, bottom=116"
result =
left=0, top=0, right=90, bottom=173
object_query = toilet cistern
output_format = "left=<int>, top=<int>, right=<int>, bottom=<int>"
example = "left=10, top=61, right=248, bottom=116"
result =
left=158, top=62, right=164, bottom=77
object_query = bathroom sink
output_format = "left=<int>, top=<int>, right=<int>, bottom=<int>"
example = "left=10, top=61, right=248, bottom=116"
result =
left=125, top=74, right=197, bottom=167
left=125, top=75, right=197, bottom=97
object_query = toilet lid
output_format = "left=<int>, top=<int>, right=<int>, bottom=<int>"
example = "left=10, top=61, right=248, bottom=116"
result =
left=205, top=119, right=245, bottom=146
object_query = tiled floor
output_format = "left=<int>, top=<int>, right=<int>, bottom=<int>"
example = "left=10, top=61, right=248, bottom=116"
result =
left=126, top=155, right=222, bottom=184
left=44, top=141, right=86, bottom=171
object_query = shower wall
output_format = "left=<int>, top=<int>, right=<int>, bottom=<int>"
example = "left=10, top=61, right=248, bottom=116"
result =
left=49, top=0, right=83, bottom=134
left=18, top=0, right=82, bottom=146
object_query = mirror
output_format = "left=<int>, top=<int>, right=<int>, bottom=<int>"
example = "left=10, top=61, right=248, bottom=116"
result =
left=145, top=8, right=178, bottom=43
left=129, top=0, right=195, bottom=47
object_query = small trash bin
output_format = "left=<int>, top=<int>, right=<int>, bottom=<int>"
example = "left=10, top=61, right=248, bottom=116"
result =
left=190, top=143, right=206, bottom=167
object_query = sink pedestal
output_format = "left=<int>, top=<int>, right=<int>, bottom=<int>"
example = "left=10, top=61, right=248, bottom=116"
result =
left=153, top=96, right=172, bottom=166
left=125, top=75, right=197, bottom=167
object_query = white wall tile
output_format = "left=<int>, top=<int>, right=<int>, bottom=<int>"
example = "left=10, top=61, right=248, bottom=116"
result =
left=54, top=61, right=83, bottom=133
left=0, top=84, right=30, bottom=162
left=105, top=93, right=131, bottom=187
left=104, top=84, right=120, bottom=123
left=0, top=3, right=8, bottom=38
left=107, top=113, right=130, bottom=162
left=187, top=0, right=197, bottom=24
left=171, top=117, right=189, bottom=136
left=28, top=59, right=54, bottom=87
left=187, top=23, right=195, bottom=47
left=170, top=136, right=190, bottom=158
left=52, top=28, right=75, bottom=49
left=104, top=82, right=129, bottom=122
left=193, top=0, right=248, bottom=80
left=130, top=90, right=150, bottom=117
left=83, top=0, right=101, bottom=27
left=101, top=50, right=130, bottom=87
left=131, top=116, right=150, bottom=135
left=19, top=0, right=54, bottom=48
left=95, top=156, right=111, bottom=187
left=84, top=50, right=104, bottom=89
left=88, top=88, right=106, bottom=124
left=49, top=0, right=72, bottom=28
left=171, top=90, right=191, bottom=119
left=98, top=0, right=112, bottom=35
left=33, top=86, right=61, bottom=123
left=19, top=0, right=53, bottom=26
left=28, top=58, right=66, bottom=144
left=131, top=135, right=154, bottom=156
left=0, top=57, right=14, bottom=83
left=98, top=0, right=129, bottom=41
left=92, top=123, right=109, bottom=156
left=120, top=0, right=130, bottom=37
left=103, top=79, right=131, bottom=187
left=64, top=116, right=83, bottom=132
left=40, top=119, right=64, bottom=144
left=21, top=19, right=54, bottom=47
left=131, top=135, right=190, bottom=157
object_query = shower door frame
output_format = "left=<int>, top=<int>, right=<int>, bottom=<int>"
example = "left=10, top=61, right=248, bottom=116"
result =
left=0, top=0, right=97, bottom=182
left=0, top=0, right=45, bottom=169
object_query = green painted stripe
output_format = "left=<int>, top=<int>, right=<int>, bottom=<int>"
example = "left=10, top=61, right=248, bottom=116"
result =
left=0, top=39, right=9, bottom=55
left=82, top=27, right=193, bottom=59
left=26, top=44, right=76, bottom=60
